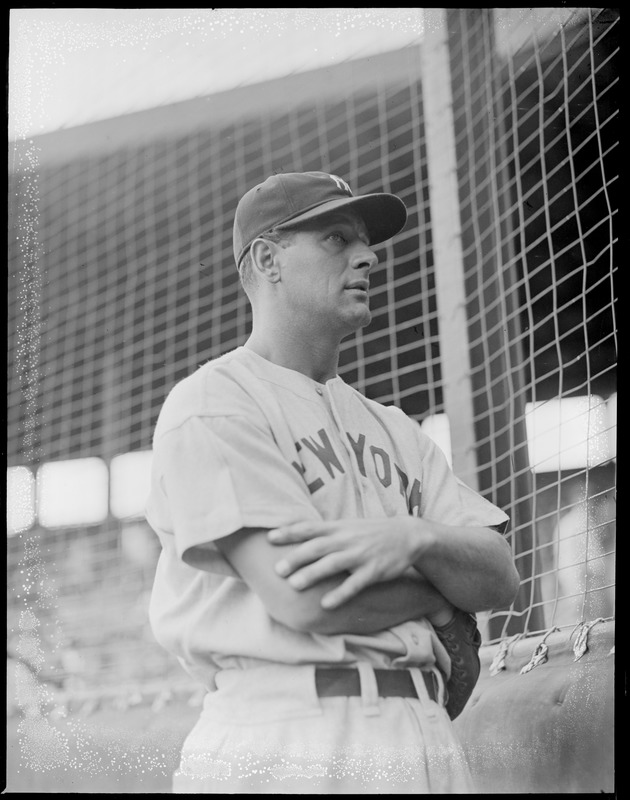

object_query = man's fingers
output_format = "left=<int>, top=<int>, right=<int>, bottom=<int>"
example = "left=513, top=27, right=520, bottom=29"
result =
left=268, top=521, right=333, bottom=544
left=274, top=537, right=336, bottom=577
left=320, top=568, right=373, bottom=609
left=279, top=553, right=351, bottom=589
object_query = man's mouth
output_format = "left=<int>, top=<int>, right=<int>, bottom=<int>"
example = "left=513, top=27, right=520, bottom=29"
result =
left=345, top=280, right=369, bottom=294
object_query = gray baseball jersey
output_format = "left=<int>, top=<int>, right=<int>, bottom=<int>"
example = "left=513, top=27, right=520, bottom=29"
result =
left=146, top=346, right=509, bottom=691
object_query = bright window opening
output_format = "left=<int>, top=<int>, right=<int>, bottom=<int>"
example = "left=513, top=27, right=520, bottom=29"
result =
left=6, top=466, right=35, bottom=536
left=420, top=413, right=453, bottom=467
left=110, top=451, right=153, bottom=520
left=525, top=395, right=615, bottom=473
left=37, top=457, right=109, bottom=528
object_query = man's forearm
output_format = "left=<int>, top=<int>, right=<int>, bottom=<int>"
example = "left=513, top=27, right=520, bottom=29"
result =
left=410, top=520, right=520, bottom=612
left=305, top=570, right=447, bottom=635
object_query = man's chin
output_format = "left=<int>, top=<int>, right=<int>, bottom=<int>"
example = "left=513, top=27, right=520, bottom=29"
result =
left=342, top=308, right=372, bottom=336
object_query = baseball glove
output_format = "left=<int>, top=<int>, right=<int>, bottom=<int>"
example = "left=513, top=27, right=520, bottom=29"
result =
left=432, top=608, right=482, bottom=720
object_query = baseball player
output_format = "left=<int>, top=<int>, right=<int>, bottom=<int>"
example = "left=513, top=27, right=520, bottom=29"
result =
left=145, top=171, right=520, bottom=793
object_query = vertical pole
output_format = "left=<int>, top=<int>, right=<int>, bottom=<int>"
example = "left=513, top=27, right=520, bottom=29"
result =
left=421, top=8, right=542, bottom=637
left=421, top=8, right=479, bottom=491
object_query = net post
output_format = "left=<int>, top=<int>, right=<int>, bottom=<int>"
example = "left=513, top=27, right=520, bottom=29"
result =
left=422, top=9, right=543, bottom=637
left=420, top=8, right=479, bottom=493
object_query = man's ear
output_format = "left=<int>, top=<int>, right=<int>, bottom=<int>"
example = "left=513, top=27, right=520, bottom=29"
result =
left=250, top=238, right=281, bottom=283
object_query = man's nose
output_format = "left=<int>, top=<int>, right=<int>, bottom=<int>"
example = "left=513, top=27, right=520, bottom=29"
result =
left=352, top=242, right=378, bottom=272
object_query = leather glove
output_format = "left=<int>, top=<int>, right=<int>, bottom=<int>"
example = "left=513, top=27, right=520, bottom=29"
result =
left=433, top=608, right=482, bottom=719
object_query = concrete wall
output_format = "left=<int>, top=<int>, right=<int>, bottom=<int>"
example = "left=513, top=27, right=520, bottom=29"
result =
left=455, top=621, right=615, bottom=793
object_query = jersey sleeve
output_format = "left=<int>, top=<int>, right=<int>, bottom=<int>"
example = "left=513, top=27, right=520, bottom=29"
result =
left=416, top=428, right=510, bottom=533
left=147, top=413, right=322, bottom=575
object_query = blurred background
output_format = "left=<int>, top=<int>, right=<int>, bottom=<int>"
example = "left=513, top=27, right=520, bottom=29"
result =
left=7, top=8, right=617, bottom=793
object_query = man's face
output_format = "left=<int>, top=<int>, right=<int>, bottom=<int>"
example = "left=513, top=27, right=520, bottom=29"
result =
left=274, top=209, right=379, bottom=337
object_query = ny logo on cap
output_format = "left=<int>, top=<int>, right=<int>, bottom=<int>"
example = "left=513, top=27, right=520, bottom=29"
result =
left=328, top=174, right=353, bottom=195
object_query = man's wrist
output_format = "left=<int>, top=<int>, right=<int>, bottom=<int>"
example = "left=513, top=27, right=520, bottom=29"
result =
left=403, top=516, right=438, bottom=563
left=402, top=518, right=453, bottom=626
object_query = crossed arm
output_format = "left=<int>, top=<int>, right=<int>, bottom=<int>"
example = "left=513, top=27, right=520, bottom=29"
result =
left=214, top=516, right=520, bottom=635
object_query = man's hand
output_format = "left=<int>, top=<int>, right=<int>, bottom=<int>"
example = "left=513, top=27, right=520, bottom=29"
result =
left=268, top=517, right=428, bottom=610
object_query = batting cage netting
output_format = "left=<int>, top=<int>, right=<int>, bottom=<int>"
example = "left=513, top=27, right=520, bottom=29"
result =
left=8, top=6, right=616, bottom=751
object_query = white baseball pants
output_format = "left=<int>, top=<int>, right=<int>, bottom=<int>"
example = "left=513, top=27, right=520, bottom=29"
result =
left=172, top=663, right=476, bottom=794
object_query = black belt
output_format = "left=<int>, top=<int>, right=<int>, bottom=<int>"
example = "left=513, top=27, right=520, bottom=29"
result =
left=315, top=668, right=439, bottom=704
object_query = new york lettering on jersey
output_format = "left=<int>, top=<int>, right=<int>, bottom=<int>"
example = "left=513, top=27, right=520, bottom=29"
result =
left=291, top=425, right=422, bottom=515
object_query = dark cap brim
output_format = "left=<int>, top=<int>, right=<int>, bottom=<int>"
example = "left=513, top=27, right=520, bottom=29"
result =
left=275, top=193, right=408, bottom=245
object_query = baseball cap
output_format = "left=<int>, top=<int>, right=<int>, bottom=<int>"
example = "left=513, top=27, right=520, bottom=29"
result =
left=233, top=171, right=408, bottom=267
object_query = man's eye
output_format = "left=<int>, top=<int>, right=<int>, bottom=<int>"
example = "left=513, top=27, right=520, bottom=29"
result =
left=328, top=232, right=347, bottom=244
